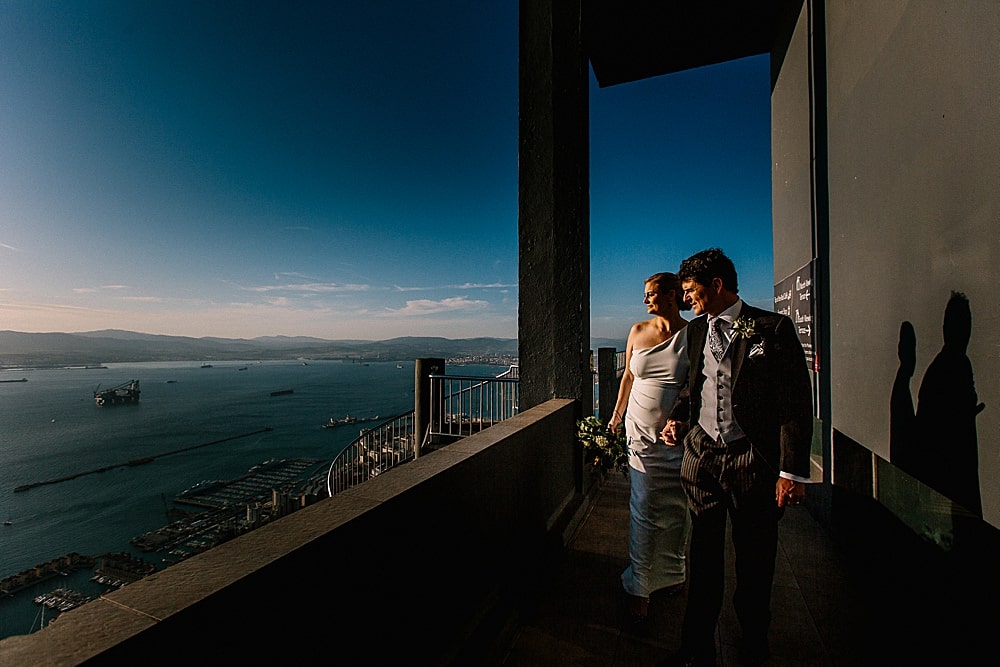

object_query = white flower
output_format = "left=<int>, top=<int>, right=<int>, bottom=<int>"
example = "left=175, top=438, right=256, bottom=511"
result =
left=732, top=316, right=757, bottom=340
left=575, top=416, right=628, bottom=476
left=749, top=342, right=766, bottom=359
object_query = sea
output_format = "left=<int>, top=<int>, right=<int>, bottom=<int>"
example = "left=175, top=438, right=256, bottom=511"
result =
left=0, top=358, right=502, bottom=640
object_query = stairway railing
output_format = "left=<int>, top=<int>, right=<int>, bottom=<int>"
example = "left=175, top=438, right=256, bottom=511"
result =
left=325, top=357, right=627, bottom=498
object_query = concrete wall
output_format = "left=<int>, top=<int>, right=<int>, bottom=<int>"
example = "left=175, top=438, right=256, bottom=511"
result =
left=771, top=0, right=815, bottom=282
left=824, top=1, right=998, bottom=527
left=771, top=1, right=998, bottom=533
left=0, top=399, right=584, bottom=665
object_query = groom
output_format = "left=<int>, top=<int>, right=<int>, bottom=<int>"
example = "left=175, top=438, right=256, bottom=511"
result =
left=661, top=248, right=813, bottom=667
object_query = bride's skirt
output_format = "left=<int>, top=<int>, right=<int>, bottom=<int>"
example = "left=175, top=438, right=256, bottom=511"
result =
left=621, top=447, right=691, bottom=598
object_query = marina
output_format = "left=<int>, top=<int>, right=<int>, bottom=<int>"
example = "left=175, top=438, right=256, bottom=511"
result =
left=33, top=588, right=92, bottom=613
left=4, top=458, right=327, bottom=628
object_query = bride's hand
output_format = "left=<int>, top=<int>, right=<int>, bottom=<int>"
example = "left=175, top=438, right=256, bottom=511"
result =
left=608, top=411, right=623, bottom=432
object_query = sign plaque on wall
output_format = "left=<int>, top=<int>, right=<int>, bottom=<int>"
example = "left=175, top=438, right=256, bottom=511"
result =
left=774, top=260, right=817, bottom=371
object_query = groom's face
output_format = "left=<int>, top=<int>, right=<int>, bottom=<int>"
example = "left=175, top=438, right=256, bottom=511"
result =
left=681, top=278, right=720, bottom=316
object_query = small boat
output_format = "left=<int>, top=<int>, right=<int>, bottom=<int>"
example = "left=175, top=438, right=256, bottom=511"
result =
left=200, top=363, right=213, bottom=368
left=3, top=518, right=12, bottom=526
left=0, top=378, right=27, bottom=383
left=269, top=388, right=294, bottom=397
left=396, top=364, right=404, bottom=369
left=237, top=366, right=248, bottom=371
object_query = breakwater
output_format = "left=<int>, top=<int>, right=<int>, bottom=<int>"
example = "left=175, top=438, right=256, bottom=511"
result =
left=13, top=428, right=274, bottom=493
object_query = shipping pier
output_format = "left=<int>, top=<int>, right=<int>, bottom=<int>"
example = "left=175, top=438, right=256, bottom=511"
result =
left=131, top=458, right=327, bottom=559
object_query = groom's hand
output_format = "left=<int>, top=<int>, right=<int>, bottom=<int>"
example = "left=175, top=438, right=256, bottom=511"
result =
left=660, top=419, right=687, bottom=446
left=776, top=477, right=805, bottom=507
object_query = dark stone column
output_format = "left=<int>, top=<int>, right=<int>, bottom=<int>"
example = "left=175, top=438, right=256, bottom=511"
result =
left=518, top=0, right=590, bottom=414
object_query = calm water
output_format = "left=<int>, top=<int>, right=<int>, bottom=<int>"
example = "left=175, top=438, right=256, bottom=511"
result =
left=0, top=359, right=499, bottom=639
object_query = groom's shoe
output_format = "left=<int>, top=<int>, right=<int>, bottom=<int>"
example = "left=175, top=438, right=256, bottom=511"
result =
left=737, top=638, right=770, bottom=666
left=658, top=648, right=716, bottom=667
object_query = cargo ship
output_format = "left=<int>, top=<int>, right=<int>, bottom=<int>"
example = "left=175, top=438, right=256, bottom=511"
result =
left=94, top=380, right=140, bottom=406
left=322, top=414, right=380, bottom=429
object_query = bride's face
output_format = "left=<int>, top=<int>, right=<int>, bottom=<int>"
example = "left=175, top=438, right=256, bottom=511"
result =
left=643, top=282, right=670, bottom=315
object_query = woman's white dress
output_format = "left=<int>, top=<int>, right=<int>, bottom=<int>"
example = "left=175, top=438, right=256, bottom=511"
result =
left=621, top=326, right=691, bottom=599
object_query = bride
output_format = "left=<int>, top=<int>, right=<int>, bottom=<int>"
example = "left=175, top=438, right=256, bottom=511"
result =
left=608, top=271, right=691, bottom=621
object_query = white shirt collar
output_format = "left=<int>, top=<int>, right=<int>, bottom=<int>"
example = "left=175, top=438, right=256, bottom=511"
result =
left=711, top=299, right=744, bottom=326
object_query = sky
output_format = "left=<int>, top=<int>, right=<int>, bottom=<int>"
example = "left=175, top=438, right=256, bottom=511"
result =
left=0, top=2, right=773, bottom=343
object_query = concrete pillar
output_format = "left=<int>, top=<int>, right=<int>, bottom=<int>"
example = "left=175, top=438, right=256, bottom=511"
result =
left=413, top=358, right=445, bottom=458
left=518, top=0, right=590, bottom=414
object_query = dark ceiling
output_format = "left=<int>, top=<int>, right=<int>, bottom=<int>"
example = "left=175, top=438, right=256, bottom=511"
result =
left=584, top=1, right=792, bottom=88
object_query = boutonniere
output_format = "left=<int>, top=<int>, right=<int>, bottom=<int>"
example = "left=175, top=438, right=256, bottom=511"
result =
left=732, top=316, right=757, bottom=340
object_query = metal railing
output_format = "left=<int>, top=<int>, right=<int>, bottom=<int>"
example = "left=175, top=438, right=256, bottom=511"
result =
left=326, top=364, right=520, bottom=497
left=426, top=366, right=519, bottom=444
left=325, top=357, right=633, bottom=498
left=326, top=412, right=415, bottom=497
left=324, top=358, right=633, bottom=497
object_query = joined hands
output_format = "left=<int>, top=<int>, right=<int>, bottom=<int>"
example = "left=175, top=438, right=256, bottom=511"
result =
left=660, top=419, right=687, bottom=446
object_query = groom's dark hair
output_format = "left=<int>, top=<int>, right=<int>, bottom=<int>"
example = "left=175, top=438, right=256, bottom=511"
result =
left=678, top=248, right=739, bottom=294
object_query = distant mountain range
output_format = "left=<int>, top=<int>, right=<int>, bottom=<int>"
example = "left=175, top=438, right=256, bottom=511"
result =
left=0, top=330, right=625, bottom=367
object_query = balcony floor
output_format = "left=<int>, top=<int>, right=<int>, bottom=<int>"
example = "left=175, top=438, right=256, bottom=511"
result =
left=500, top=472, right=993, bottom=666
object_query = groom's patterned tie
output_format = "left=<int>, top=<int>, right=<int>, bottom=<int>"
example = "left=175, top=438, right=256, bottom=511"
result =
left=709, top=317, right=725, bottom=361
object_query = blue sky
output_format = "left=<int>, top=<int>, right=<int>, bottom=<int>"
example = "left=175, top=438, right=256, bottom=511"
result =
left=0, top=2, right=772, bottom=342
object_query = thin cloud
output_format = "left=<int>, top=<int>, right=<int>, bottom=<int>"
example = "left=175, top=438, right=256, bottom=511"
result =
left=272, top=272, right=316, bottom=281
left=385, top=296, right=489, bottom=317
left=454, top=282, right=517, bottom=289
left=0, top=300, right=118, bottom=315
left=247, top=282, right=372, bottom=294
left=72, top=285, right=128, bottom=293
left=392, top=282, right=517, bottom=292
left=122, top=296, right=162, bottom=302
left=0, top=242, right=21, bottom=252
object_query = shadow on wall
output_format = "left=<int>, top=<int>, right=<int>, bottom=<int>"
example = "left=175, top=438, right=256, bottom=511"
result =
left=890, top=292, right=986, bottom=526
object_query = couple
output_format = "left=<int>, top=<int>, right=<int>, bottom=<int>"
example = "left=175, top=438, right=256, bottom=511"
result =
left=610, top=248, right=813, bottom=667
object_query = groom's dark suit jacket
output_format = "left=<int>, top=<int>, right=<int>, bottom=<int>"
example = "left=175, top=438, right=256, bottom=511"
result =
left=671, top=303, right=813, bottom=479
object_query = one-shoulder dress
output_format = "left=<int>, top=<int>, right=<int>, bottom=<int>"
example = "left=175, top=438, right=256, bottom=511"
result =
left=621, top=326, right=691, bottom=599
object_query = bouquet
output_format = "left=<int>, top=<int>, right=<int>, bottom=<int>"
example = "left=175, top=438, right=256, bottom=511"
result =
left=576, top=415, right=629, bottom=477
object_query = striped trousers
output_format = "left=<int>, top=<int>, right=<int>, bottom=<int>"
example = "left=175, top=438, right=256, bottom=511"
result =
left=678, top=424, right=783, bottom=661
